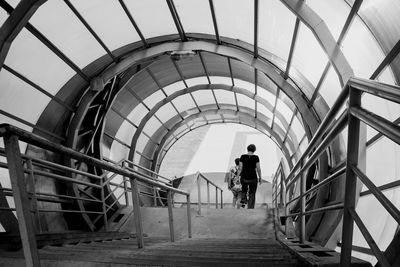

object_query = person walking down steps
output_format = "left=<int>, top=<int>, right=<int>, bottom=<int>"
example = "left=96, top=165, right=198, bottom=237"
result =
left=238, top=144, right=262, bottom=209
left=228, top=158, right=242, bottom=208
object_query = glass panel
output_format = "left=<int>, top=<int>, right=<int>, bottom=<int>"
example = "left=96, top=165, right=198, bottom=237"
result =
left=123, top=0, right=176, bottom=39
left=362, top=93, right=400, bottom=122
left=342, top=16, right=385, bottom=79
left=274, top=118, right=286, bottom=136
left=0, top=115, right=32, bottom=133
left=30, top=0, right=106, bottom=69
left=136, top=133, right=149, bottom=154
left=163, top=81, right=186, bottom=95
left=291, top=116, right=305, bottom=141
left=377, top=65, right=397, bottom=86
left=276, top=99, right=293, bottom=124
left=257, top=88, right=276, bottom=106
left=115, top=120, right=136, bottom=144
left=155, top=103, right=176, bottom=123
left=235, top=79, right=255, bottom=95
left=214, top=0, right=254, bottom=46
left=0, top=8, right=8, bottom=26
left=69, top=0, right=140, bottom=51
left=186, top=76, right=209, bottom=87
left=174, top=0, right=214, bottom=35
left=257, top=104, right=272, bottom=122
left=172, top=94, right=195, bottom=113
left=192, top=90, right=215, bottom=106
left=319, top=67, right=343, bottom=108
left=290, top=23, right=329, bottom=88
left=237, top=94, right=254, bottom=111
left=0, top=69, right=49, bottom=124
left=307, top=0, right=349, bottom=41
left=210, top=76, right=231, bottom=85
left=214, top=90, right=236, bottom=105
left=355, top=191, right=399, bottom=264
left=5, top=28, right=76, bottom=96
left=258, top=0, right=296, bottom=63
left=109, top=141, right=129, bottom=162
left=143, top=116, right=162, bottom=137
left=366, top=137, right=398, bottom=187
left=143, top=90, right=165, bottom=110
left=127, top=103, right=148, bottom=124
left=5, top=0, right=19, bottom=8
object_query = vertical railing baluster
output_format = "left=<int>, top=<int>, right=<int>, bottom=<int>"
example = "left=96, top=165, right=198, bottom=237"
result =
left=300, top=159, right=306, bottom=243
left=4, top=134, right=40, bottom=267
left=215, top=187, right=218, bottom=209
left=186, top=195, right=192, bottom=238
left=122, top=161, right=129, bottom=206
left=197, top=173, right=201, bottom=215
left=340, top=88, right=362, bottom=267
left=101, top=174, right=108, bottom=231
left=26, top=159, right=41, bottom=234
left=131, top=178, right=144, bottom=248
left=220, top=189, right=223, bottom=209
left=167, top=190, right=174, bottom=242
left=207, top=181, right=210, bottom=208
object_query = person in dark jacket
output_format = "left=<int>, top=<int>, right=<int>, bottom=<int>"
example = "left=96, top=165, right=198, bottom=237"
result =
left=237, top=144, right=262, bottom=209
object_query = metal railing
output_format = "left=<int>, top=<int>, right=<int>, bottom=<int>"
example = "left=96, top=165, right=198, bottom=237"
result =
left=0, top=124, right=192, bottom=267
left=195, top=172, right=223, bottom=215
left=272, top=77, right=400, bottom=267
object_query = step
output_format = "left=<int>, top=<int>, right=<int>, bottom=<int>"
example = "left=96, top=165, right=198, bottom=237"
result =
left=0, top=237, right=305, bottom=266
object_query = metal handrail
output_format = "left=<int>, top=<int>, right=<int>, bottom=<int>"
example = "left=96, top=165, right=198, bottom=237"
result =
left=0, top=123, right=192, bottom=266
left=195, top=172, right=224, bottom=215
left=272, top=78, right=400, bottom=267
left=123, top=159, right=172, bottom=183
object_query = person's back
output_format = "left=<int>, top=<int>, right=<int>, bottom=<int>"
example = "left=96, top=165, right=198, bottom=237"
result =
left=228, top=158, right=242, bottom=208
left=238, top=144, right=262, bottom=209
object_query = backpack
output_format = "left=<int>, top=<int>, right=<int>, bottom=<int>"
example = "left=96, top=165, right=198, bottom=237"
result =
left=231, top=167, right=242, bottom=192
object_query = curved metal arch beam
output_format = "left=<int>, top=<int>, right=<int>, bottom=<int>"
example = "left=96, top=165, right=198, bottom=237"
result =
left=97, top=41, right=319, bottom=132
left=156, top=121, right=293, bottom=173
left=146, top=107, right=294, bottom=172
left=138, top=103, right=295, bottom=160
left=279, top=0, right=354, bottom=86
left=159, top=109, right=295, bottom=156
left=129, top=83, right=299, bottom=158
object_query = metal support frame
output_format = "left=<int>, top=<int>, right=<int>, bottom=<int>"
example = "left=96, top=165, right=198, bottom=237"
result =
left=340, top=88, right=362, bottom=266
left=167, top=190, right=175, bottom=242
left=131, top=178, right=144, bottom=248
left=197, top=173, right=202, bottom=216
left=4, top=134, right=40, bottom=267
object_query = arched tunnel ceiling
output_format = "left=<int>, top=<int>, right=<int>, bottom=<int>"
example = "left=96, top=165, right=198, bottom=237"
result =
left=0, top=0, right=399, bottom=170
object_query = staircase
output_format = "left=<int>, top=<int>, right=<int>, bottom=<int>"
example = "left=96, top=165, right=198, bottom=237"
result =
left=0, top=237, right=303, bottom=266
left=0, top=206, right=372, bottom=266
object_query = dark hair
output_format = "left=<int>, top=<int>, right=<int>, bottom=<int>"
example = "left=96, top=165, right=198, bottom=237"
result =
left=234, top=158, right=240, bottom=165
left=247, top=144, right=256, bottom=152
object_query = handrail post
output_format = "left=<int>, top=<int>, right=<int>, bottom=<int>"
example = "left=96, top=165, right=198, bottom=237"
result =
left=220, top=189, right=223, bottom=209
left=167, top=190, right=175, bottom=242
left=121, top=161, right=129, bottom=206
left=340, top=87, right=362, bottom=266
left=4, top=134, right=40, bottom=267
left=215, top=187, right=218, bottom=209
left=101, top=175, right=108, bottom=231
left=123, top=175, right=129, bottom=206
left=131, top=178, right=144, bottom=248
left=186, top=195, right=192, bottom=238
left=197, top=173, right=201, bottom=215
left=26, top=159, right=41, bottom=234
left=207, top=181, right=210, bottom=208
left=300, top=159, right=306, bottom=243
